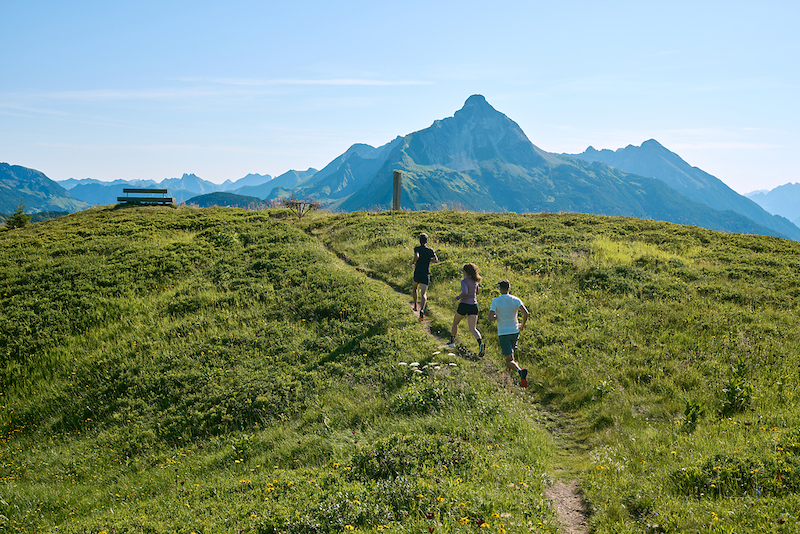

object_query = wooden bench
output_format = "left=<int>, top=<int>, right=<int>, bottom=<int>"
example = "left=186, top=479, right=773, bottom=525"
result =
left=117, top=188, right=174, bottom=205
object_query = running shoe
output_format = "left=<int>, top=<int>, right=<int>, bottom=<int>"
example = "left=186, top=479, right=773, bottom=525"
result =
left=519, top=368, right=528, bottom=388
left=478, top=341, right=485, bottom=357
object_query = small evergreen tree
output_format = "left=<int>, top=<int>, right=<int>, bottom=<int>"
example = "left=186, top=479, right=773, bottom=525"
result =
left=6, top=200, right=31, bottom=229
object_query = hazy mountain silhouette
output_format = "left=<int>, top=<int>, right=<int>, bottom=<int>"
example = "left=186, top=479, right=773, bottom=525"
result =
left=220, top=173, right=272, bottom=192
left=237, top=168, right=317, bottom=199
left=59, top=173, right=276, bottom=205
left=568, top=141, right=800, bottom=240
left=746, top=183, right=800, bottom=228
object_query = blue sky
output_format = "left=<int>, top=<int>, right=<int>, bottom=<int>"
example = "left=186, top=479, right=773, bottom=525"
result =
left=2, top=0, right=797, bottom=193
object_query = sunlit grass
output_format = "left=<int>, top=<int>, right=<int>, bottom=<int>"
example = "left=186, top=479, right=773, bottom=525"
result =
left=1, top=206, right=560, bottom=533
left=310, top=210, right=800, bottom=533
left=2, top=207, right=800, bottom=532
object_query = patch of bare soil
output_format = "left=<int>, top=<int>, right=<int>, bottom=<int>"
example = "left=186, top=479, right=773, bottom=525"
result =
left=545, top=480, right=590, bottom=534
left=408, top=300, right=431, bottom=335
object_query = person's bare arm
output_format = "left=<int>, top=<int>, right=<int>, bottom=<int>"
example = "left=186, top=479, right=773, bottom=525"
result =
left=518, top=304, right=530, bottom=330
left=488, top=310, right=497, bottom=322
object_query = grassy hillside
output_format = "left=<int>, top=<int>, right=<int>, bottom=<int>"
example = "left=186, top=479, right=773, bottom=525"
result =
left=1, top=206, right=800, bottom=533
left=0, top=206, right=554, bottom=534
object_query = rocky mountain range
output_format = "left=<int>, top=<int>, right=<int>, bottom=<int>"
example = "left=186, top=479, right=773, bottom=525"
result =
left=277, top=95, right=800, bottom=240
left=3, top=95, right=799, bottom=240
left=566, top=141, right=800, bottom=241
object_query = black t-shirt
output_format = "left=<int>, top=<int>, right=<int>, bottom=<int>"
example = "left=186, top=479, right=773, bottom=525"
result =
left=414, top=245, right=436, bottom=275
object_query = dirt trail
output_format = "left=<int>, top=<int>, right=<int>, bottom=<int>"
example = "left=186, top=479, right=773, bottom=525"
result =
left=408, top=301, right=590, bottom=534
left=316, top=238, right=592, bottom=534
left=545, top=481, right=590, bottom=534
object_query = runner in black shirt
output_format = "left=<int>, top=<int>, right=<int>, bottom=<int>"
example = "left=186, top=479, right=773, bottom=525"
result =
left=411, top=232, right=439, bottom=320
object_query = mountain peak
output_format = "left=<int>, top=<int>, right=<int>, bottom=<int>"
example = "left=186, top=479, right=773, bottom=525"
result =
left=455, top=94, right=498, bottom=117
left=463, top=94, right=489, bottom=107
left=641, top=139, right=666, bottom=151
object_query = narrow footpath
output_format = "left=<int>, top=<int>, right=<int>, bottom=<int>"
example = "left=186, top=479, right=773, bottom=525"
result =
left=408, top=299, right=590, bottom=534
left=316, top=236, right=591, bottom=534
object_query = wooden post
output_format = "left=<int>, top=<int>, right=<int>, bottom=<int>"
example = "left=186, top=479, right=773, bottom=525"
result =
left=392, top=171, right=402, bottom=210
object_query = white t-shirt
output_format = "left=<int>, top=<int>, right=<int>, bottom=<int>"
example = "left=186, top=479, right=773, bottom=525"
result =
left=490, top=294, right=524, bottom=336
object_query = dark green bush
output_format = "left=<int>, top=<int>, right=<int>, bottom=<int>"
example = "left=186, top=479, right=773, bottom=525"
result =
left=351, top=433, right=474, bottom=480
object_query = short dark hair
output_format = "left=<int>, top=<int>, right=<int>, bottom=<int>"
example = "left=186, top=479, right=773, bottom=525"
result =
left=419, top=233, right=428, bottom=245
left=498, top=279, right=510, bottom=290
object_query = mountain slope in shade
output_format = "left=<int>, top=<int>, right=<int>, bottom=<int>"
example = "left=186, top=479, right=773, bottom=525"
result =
left=567, top=140, right=800, bottom=241
left=288, top=138, right=405, bottom=201
left=0, top=163, right=90, bottom=213
left=69, top=183, right=125, bottom=205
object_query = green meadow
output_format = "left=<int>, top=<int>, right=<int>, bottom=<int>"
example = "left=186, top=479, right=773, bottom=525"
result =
left=1, top=206, right=800, bottom=533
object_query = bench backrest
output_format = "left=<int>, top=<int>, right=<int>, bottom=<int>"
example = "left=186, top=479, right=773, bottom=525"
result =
left=123, top=188, right=169, bottom=194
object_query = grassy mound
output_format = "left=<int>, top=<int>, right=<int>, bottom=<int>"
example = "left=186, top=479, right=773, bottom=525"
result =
left=0, top=206, right=554, bottom=533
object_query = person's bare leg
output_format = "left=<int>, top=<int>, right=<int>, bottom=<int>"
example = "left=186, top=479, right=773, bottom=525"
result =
left=469, top=314, right=484, bottom=355
left=419, top=283, right=429, bottom=312
left=449, top=313, right=464, bottom=344
left=412, top=282, right=419, bottom=310
left=468, top=314, right=481, bottom=341
left=506, top=353, right=521, bottom=374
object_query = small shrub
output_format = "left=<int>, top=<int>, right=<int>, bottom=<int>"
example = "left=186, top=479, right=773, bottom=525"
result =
left=682, top=399, right=704, bottom=433
left=5, top=201, right=31, bottom=229
left=351, top=433, right=473, bottom=480
left=720, top=360, right=753, bottom=416
left=390, top=377, right=449, bottom=415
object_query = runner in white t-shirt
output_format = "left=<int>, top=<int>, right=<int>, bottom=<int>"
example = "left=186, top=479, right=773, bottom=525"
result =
left=488, top=279, right=530, bottom=387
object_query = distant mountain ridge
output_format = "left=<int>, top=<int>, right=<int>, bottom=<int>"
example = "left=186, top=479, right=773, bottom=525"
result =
left=4, top=95, right=799, bottom=241
left=237, top=168, right=318, bottom=199
left=278, top=95, right=798, bottom=240
left=283, top=139, right=405, bottom=202
left=746, top=183, right=800, bottom=228
left=566, top=141, right=800, bottom=241
left=59, top=172, right=279, bottom=205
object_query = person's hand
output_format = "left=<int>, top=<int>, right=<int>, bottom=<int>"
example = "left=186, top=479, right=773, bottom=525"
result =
left=518, top=323, right=526, bottom=331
